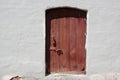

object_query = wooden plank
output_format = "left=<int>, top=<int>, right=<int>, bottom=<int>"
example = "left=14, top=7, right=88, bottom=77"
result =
left=50, top=19, right=55, bottom=72
left=59, top=17, right=70, bottom=72
left=59, top=18, right=63, bottom=72
left=53, top=18, right=60, bottom=72
left=65, top=17, right=70, bottom=72
left=50, top=18, right=61, bottom=72
left=76, top=18, right=86, bottom=73
left=69, top=17, right=77, bottom=71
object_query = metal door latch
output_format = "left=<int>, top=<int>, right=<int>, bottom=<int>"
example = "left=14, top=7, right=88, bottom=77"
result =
left=56, top=49, right=63, bottom=55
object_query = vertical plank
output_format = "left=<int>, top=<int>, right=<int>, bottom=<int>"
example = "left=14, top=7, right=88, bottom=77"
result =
left=76, top=18, right=82, bottom=72
left=59, top=18, right=63, bottom=72
left=76, top=18, right=86, bottom=73
left=65, top=17, right=70, bottom=72
left=50, top=19, right=55, bottom=72
left=55, top=19, right=60, bottom=72
left=53, top=18, right=60, bottom=72
left=69, top=17, right=77, bottom=71
left=50, top=18, right=60, bottom=73
left=81, top=18, right=86, bottom=73
left=59, top=17, right=70, bottom=72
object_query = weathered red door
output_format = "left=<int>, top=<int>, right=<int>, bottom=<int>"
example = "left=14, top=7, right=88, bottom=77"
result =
left=46, top=8, right=87, bottom=74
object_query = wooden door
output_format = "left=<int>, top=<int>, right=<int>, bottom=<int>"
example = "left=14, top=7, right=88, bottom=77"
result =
left=46, top=8, right=87, bottom=74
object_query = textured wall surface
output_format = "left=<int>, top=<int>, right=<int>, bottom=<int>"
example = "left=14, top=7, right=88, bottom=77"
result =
left=0, top=0, right=120, bottom=79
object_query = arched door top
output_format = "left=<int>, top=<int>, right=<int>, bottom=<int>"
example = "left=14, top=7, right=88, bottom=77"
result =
left=46, top=7, right=87, bottom=19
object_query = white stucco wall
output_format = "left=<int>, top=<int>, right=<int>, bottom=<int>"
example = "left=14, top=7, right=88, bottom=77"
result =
left=0, top=0, right=120, bottom=79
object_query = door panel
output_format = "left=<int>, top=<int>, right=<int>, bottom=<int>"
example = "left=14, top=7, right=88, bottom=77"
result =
left=46, top=8, right=87, bottom=74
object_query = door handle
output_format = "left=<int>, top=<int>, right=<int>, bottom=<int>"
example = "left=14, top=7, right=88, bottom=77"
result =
left=49, top=35, right=63, bottom=55
left=56, top=49, right=63, bottom=55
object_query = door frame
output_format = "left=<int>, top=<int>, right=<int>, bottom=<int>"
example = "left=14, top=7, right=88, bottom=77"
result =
left=45, top=7, right=87, bottom=75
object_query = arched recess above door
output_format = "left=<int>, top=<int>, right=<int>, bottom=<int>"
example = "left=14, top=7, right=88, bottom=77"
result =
left=46, top=7, right=87, bottom=19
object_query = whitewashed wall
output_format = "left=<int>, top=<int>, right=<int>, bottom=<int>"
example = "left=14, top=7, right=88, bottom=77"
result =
left=0, top=0, right=120, bottom=78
